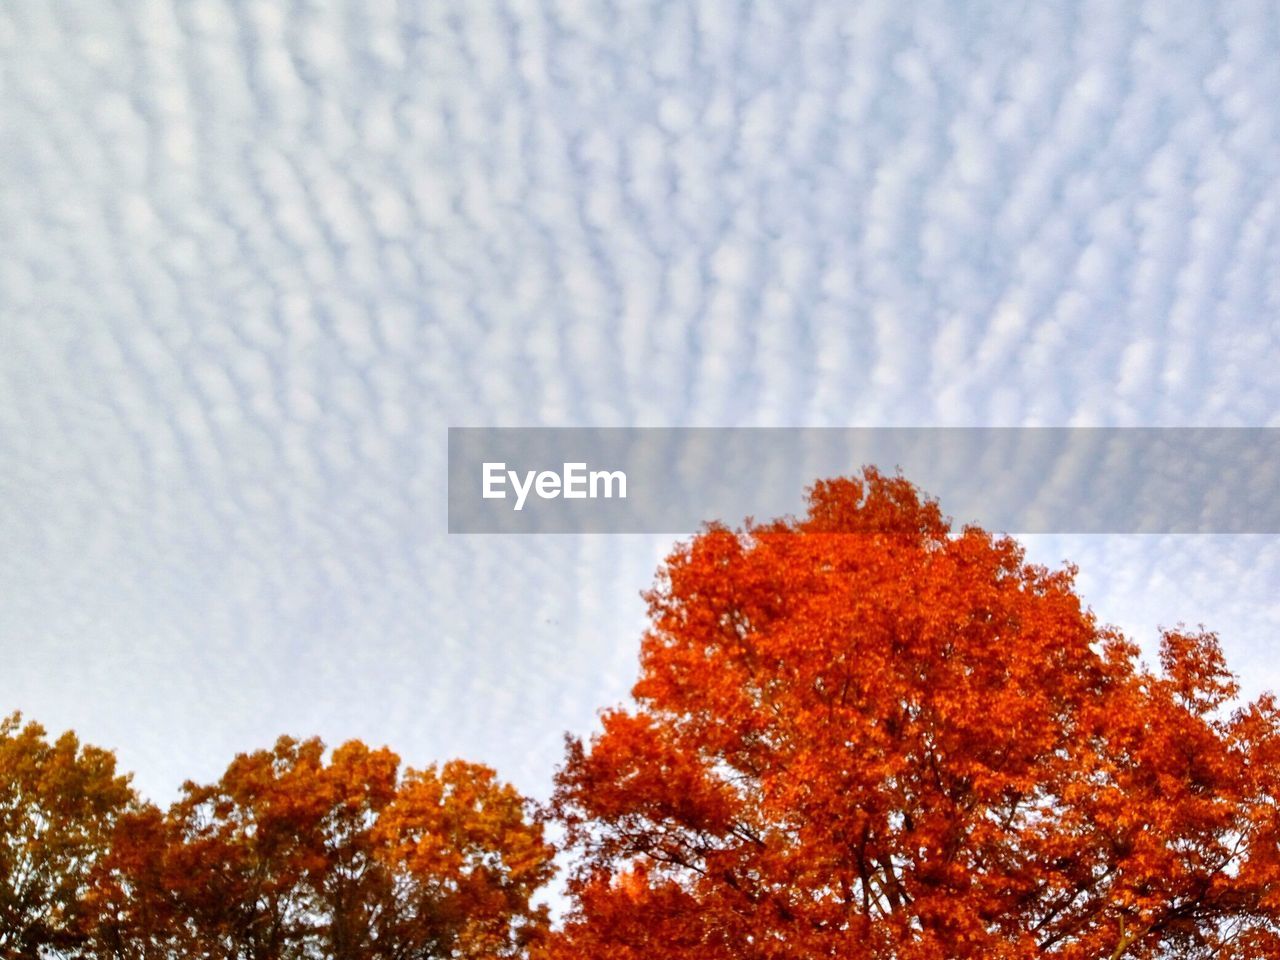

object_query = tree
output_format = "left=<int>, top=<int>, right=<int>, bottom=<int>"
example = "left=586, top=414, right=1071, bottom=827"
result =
left=548, top=469, right=1280, bottom=960
left=372, top=759, right=558, bottom=958
left=84, top=736, right=555, bottom=959
left=0, top=713, right=135, bottom=959
left=81, top=802, right=183, bottom=959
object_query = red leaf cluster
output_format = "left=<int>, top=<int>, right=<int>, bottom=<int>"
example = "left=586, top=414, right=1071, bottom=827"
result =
left=548, top=469, right=1280, bottom=959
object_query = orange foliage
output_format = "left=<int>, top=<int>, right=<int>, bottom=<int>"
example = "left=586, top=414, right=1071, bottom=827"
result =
left=0, top=714, right=135, bottom=958
left=85, top=738, right=554, bottom=958
left=548, top=469, right=1280, bottom=959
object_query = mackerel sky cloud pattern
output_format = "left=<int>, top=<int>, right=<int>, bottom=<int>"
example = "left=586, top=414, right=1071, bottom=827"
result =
left=1, top=0, right=1279, bottom=801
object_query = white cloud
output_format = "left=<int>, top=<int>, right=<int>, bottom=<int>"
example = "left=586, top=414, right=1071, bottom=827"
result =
left=1, top=0, right=1279, bottom=807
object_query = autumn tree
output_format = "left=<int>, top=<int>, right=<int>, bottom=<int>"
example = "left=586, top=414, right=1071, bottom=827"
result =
left=371, top=760, right=558, bottom=958
left=84, top=736, right=555, bottom=960
left=548, top=469, right=1280, bottom=960
left=81, top=802, right=181, bottom=959
left=0, top=712, right=135, bottom=959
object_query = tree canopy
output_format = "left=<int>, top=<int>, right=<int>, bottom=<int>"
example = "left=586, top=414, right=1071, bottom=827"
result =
left=1, top=719, right=552, bottom=959
left=548, top=469, right=1280, bottom=959
left=0, top=714, right=134, bottom=959
left=91, top=738, right=553, bottom=960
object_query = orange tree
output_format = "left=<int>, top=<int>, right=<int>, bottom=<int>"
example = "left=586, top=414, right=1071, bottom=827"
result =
left=0, top=713, right=135, bottom=959
left=85, top=737, right=555, bottom=959
left=548, top=469, right=1280, bottom=960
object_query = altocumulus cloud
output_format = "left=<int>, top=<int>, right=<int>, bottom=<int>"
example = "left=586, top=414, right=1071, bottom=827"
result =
left=0, top=0, right=1279, bottom=802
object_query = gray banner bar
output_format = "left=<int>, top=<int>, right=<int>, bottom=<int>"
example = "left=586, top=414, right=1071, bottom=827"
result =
left=447, top=428, right=1280, bottom=534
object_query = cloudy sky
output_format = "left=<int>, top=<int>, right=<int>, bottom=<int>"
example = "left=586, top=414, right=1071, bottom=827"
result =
left=2, top=0, right=1279, bottom=804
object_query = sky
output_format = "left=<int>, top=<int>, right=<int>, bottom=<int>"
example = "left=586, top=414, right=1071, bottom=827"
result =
left=2, top=0, right=1279, bottom=805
